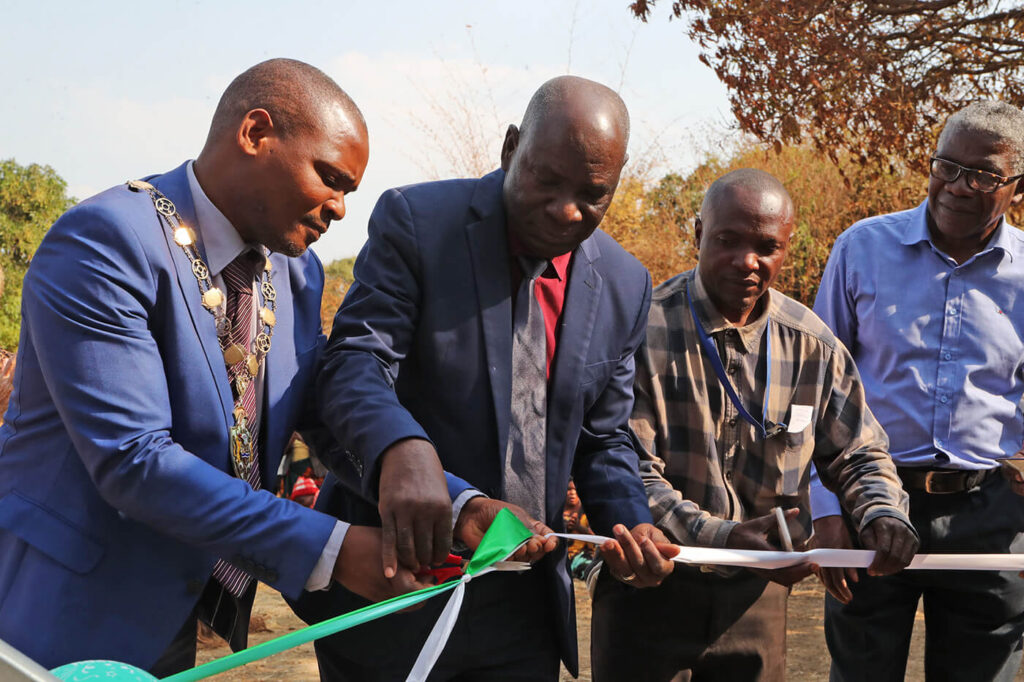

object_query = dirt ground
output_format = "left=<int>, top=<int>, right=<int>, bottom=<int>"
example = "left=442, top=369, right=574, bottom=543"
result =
left=195, top=579, right=1024, bottom=681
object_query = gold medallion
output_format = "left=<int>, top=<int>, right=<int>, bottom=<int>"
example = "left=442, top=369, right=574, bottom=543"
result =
left=259, top=307, right=276, bottom=328
left=261, top=281, right=277, bottom=302
left=127, top=179, right=155, bottom=192
left=223, top=343, right=246, bottom=366
left=228, top=412, right=255, bottom=480
left=192, top=259, right=210, bottom=281
left=155, top=197, right=176, bottom=216
left=202, top=287, right=224, bottom=310
left=215, top=316, right=232, bottom=337
left=174, top=226, right=196, bottom=247
left=246, top=353, right=259, bottom=377
left=235, top=373, right=250, bottom=395
left=264, top=258, right=272, bottom=272
left=254, top=333, right=272, bottom=354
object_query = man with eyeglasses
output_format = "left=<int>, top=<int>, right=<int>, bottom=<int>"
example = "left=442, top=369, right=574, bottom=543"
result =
left=811, top=100, right=1024, bottom=681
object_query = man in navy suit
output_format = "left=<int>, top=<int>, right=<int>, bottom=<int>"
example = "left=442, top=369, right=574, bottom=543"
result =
left=297, top=75, right=675, bottom=680
left=0, top=59, right=429, bottom=675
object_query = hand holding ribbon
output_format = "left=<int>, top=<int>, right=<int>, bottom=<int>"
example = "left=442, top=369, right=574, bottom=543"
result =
left=599, top=523, right=676, bottom=587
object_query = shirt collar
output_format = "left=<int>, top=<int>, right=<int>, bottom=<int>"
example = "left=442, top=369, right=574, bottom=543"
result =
left=906, top=199, right=1015, bottom=263
left=186, top=161, right=264, bottom=277
left=690, top=269, right=772, bottom=354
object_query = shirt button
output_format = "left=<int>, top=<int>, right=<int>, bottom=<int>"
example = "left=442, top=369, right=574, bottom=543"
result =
left=940, top=395, right=949, bottom=404
left=943, top=352, right=952, bottom=360
left=728, top=417, right=737, bottom=426
left=947, top=307, right=957, bottom=316
left=725, top=470, right=733, bottom=481
left=727, top=362, right=738, bottom=375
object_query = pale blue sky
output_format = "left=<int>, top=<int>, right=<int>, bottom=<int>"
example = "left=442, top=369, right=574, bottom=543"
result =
left=0, top=0, right=733, bottom=261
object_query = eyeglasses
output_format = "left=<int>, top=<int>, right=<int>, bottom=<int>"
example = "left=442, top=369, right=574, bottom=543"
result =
left=929, top=157, right=1024, bottom=193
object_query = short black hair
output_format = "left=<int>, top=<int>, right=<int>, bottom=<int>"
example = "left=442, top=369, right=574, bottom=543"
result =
left=207, top=58, right=365, bottom=141
left=701, top=168, right=793, bottom=222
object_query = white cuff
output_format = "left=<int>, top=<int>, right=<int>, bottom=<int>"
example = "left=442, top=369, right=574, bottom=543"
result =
left=305, top=520, right=349, bottom=591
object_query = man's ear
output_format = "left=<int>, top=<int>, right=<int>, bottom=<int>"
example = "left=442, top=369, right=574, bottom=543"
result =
left=500, top=125, right=520, bottom=172
left=237, top=108, right=275, bottom=157
left=693, top=215, right=704, bottom=252
left=1012, top=185, right=1024, bottom=207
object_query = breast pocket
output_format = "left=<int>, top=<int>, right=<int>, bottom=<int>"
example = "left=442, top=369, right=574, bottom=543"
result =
left=761, top=428, right=811, bottom=497
left=581, top=358, right=620, bottom=386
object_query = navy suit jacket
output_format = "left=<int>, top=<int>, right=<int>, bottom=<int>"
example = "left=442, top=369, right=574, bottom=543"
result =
left=314, top=169, right=652, bottom=672
left=0, top=163, right=336, bottom=669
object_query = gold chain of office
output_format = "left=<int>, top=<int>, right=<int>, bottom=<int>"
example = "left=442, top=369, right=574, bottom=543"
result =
left=126, top=179, right=278, bottom=481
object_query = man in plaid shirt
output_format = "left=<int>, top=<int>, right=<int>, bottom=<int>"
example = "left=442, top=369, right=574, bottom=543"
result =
left=591, top=168, right=917, bottom=681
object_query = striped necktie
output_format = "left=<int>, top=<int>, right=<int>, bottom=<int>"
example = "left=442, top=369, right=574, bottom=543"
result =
left=211, top=250, right=263, bottom=598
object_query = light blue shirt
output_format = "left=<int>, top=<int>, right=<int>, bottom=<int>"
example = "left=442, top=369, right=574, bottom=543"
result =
left=811, top=200, right=1024, bottom=517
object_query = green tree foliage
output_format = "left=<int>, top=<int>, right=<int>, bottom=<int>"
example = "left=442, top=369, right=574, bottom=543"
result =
left=629, top=0, right=1024, bottom=173
left=602, top=143, right=924, bottom=305
left=0, top=160, right=74, bottom=350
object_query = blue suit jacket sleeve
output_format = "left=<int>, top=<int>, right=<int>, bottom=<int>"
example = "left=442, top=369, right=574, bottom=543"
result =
left=21, top=201, right=335, bottom=598
left=317, top=188, right=437, bottom=500
left=571, top=271, right=654, bottom=534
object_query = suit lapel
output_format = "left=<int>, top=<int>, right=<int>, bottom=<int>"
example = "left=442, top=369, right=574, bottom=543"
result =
left=149, top=163, right=234, bottom=438
left=548, top=236, right=603, bottom=456
left=261, top=252, right=293, bottom=484
left=466, top=171, right=514, bottom=459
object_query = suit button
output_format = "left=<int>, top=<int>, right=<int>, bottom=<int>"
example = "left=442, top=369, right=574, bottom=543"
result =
left=186, top=579, right=204, bottom=595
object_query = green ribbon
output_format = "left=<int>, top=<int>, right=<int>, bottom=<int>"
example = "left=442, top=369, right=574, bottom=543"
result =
left=126, top=509, right=530, bottom=682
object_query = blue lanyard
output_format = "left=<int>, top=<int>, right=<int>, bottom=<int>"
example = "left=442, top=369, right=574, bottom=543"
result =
left=686, top=287, right=786, bottom=439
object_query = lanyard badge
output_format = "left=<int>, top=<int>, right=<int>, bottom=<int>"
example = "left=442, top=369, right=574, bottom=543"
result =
left=686, top=288, right=786, bottom=439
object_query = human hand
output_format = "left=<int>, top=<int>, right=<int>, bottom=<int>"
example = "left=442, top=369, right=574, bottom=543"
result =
left=599, top=523, right=676, bottom=588
left=332, top=525, right=435, bottom=603
left=726, top=508, right=813, bottom=587
left=377, top=438, right=452, bottom=577
left=809, top=515, right=857, bottom=604
left=1000, top=456, right=1024, bottom=497
left=454, top=497, right=557, bottom=563
left=859, top=516, right=918, bottom=576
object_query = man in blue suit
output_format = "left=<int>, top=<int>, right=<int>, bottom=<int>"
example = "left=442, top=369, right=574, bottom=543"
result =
left=296, top=75, right=675, bottom=680
left=0, top=59, right=428, bottom=675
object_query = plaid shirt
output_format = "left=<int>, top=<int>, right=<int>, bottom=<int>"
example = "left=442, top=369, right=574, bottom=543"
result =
left=631, top=269, right=910, bottom=548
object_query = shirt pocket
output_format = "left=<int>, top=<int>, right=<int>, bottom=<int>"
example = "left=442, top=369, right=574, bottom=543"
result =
left=760, top=429, right=811, bottom=497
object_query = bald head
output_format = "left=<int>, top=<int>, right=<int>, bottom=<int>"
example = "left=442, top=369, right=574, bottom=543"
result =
left=701, top=168, right=793, bottom=223
left=519, top=75, right=630, bottom=163
left=500, top=76, right=630, bottom=259
left=205, top=58, right=365, bottom=144
left=695, top=169, right=795, bottom=326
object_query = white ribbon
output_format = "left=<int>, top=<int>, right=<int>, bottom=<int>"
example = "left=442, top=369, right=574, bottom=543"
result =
left=405, top=552, right=532, bottom=681
left=406, top=531, right=1024, bottom=680
left=551, top=532, right=1024, bottom=571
